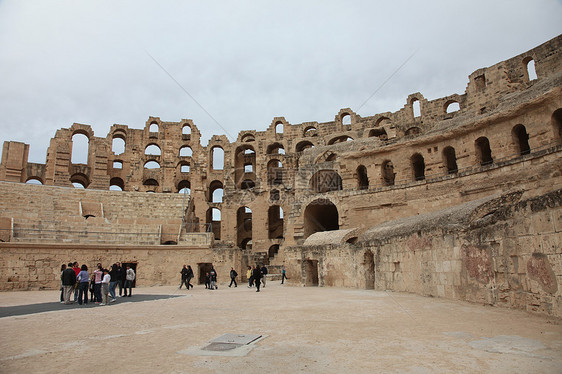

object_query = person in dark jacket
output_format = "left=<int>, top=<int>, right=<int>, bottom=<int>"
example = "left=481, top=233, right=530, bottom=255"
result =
left=179, top=265, right=189, bottom=289
left=229, top=267, right=238, bottom=287
left=186, top=265, right=194, bottom=290
left=116, top=262, right=126, bottom=297
left=260, top=265, right=268, bottom=287
left=109, top=264, right=119, bottom=302
left=61, top=262, right=76, bottom=304
left=252, top=265, right=262, bottom=292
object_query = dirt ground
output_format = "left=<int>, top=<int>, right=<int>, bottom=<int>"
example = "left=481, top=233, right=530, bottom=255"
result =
left=0, top=283, right=561, bottom=374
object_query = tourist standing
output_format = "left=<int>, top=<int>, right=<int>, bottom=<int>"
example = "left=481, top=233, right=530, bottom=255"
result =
left=252, top=265, right=262, bottom=292
left=124, top=265, right=135, bottom=297
left=61, top=263, right=76, bottom=304
left=109, top=264, right=118, bottom=302
left=93, top=265, right=103, bottom=303
left=76, top=264, right=89, bottom=305
left=59, top=264, right=66, bottom=302
left=229, top=267, right=238, bottom=287
left=116, top=262, right=126, bottom=297
left=204, top=272, right=211, bottom=289
left=260, top=265, right=268, bottom=287
left=100, top=269, right=110, bottom=305
left=72, top=262, right=80, bottom=302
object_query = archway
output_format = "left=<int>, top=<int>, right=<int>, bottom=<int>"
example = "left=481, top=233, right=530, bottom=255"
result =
left=304, top=199, right=339, bottom=238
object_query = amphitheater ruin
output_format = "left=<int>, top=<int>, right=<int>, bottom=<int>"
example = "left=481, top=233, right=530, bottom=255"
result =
left=0, top=35, right=561, bottom=318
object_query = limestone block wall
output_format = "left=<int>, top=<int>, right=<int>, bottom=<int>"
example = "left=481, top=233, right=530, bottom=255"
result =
left=285, top=190, right=562, bottom=318
left=0, top=243, right=238, bottom=291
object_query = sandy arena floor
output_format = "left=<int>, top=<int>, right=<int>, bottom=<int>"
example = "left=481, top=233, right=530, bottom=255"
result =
left=0, top=283, right=561, bottom=374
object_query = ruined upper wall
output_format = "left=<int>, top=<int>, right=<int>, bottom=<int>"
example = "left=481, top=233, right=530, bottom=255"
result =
left=1, top=35, right=560, bottom=192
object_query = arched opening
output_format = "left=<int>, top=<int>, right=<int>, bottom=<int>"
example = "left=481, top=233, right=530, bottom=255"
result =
left=304, top=126, right=317, bottom=137
left=177, top=180, right=191, bottom=194
left=525, top=57, right=537, bottom=81
left=445, top=101, right=460, bottom=114
left=368, top=128, right=387, bottom=140
left=512, top=124, right=530, bottom=156
left=342, top=114, right=351, bottom=125
left=235, top=145, right=256, bottom=189
left=357, top=165, right=369, bottom=190
left=109, top=177, right=124, bottom=191
left=145, top=144, right=161, bottom=156
left=412, top=98, right=421, bottom=118
left=268, top=245, right=280, bottom=260
left=149, top=122, right=159, bottom=133
left=208, top=180, right=224, bottom=203
left=144, top=161, right=160, bottom=169
left=475, top=137, right=493, bottom=166
left=206, top=208, right=221, bottom=240
left=70, top=173, right=89, bottom=189
left=381, top=160, right=395, bottom=186
left=112, top=134, right=125, bottom=155
left=241, top=133, right=255, bottom=143
left=364, top=250, right=375, bottom=290
left=328, top=135, right=353, bottom=145
left=442, top=146, right=458, bottom=174
left=182, top=124, right=191, bottom=136
left=237, top=206, right=252, bottom=249
left=405, top=127, right=421, bottom=136
left=268, top=205, right=284, bottom=239
left=180, top=162, right=190, bottom=173
left=211, top=146, right=224, bottom=170
left=411, top=153, right=425, bottom=181
left=71, top=133, right=89, bottom=164
left=310, top=170, right=342, bottom=193
left=552, top=109, right=562, bottom=142
left=113, top=161, right=123, bottom=169
left=296, top=141, right=314, bottom=152
left=275, top=122, right=284, bottom=134
left=267, top=159, right=283, bottom=186
left=267, top=143, right=285, bottom=155
left=143, top=178, right=159, bottom=192
left=304, top=199, right=339, bottom=238
left=241, top=179, right=255, bottom=190
left=179, top=146, right=193, bottom=157
left=25, top=177, right=43, bottom=185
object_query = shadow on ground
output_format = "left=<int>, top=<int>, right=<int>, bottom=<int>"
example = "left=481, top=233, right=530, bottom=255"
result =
left=0, top=294, right=184, bottom=318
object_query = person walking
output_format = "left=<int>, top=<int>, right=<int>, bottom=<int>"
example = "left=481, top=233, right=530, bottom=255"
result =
left=229, top=267, right=238, bottom=287
left=61, top=262, right=76, bottom=304
left=247, top=266, right=253, bottom=288
left=210, top=267, right=218, bottom=290
left=186, top=265, right=194, bottom=290
left=124, top=265, right=135, bottom=297
left=179, top=265, right=189, bottom=289
left=281, top=265, right=287, bottom=284
left=100, top=269, right=111, bottom=306
left=76, top=264, right=89, bottom=305
left=260, top=264, right=268, bottom=287
left=252, top=265, right=262, bottom=292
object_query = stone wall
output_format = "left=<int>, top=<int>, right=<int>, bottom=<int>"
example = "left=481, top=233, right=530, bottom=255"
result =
left=285, top=190, right=562, bottom=318
left=0, top=242, right=241, bottom=291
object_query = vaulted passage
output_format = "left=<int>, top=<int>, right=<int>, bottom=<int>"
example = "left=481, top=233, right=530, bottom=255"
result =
left=304, top=200, right=338, bottom=238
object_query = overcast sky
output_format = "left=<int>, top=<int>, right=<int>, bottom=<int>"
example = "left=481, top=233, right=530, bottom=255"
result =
left=1, top=0, right=561, bottom=163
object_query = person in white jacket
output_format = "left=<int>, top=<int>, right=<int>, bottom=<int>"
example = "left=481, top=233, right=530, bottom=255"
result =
left=100, top=269, right=111, bottom=306
left=124, top=266, right=136, bottom=297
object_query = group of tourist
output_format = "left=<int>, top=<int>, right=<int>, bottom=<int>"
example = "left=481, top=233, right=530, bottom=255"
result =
left=60, top=261, right=135, bottom=306
left=179, top=264, right=279, bottom=292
